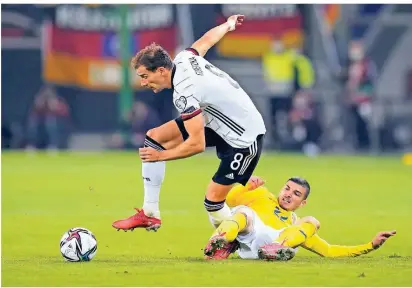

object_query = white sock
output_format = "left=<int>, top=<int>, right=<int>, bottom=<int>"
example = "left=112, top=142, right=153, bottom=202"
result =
left=208, top=203, right=232, bottom=228
left=142, top=161, right=165, bottom=219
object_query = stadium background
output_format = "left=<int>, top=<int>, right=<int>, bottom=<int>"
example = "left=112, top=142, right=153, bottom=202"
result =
left=2, top=4, right=412, bottom=287
left=3, top=3, right=412, bottom=153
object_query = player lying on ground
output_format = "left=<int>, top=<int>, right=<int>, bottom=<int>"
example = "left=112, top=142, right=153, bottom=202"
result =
left=204, top=176, right=396, bottom=260
left=112, top=15, right=266, bottom=232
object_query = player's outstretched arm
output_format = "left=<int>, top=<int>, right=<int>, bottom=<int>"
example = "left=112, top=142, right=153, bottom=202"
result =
left=191, top=15, right=244, bottom=57
left=301, top=230, right=396, bottom=257
left=371, top=230, right=397, bottom=250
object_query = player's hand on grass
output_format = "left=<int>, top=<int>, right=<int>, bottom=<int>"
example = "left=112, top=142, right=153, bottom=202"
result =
left=247, top=176, right=265, bottom=191
left=227, top=15, right=245, bottom=31
left=139, top=147, right=160, bottom=162
left=372, top=230, right=396, bottom=249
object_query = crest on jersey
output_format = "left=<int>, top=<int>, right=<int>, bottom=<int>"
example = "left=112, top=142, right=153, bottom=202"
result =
left=175, top=96, right=187, bottom=111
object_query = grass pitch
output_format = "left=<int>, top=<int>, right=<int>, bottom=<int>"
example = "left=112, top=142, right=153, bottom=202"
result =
left=2, top=151, right=412, bottom=286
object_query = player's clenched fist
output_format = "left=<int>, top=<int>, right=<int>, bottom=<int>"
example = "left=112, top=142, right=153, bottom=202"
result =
left=247, top=176, right=265, bottom=191
left=227, top=14, right=245, bottom=31
left=372, top=230, right=396, bottom=249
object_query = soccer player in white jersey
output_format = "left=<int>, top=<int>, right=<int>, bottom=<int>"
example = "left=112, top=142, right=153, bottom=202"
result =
left=112, top=15, right=266, bottom=237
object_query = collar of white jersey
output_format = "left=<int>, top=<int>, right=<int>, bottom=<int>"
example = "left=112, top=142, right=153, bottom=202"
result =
left=171, top=64, right=176, bottom=90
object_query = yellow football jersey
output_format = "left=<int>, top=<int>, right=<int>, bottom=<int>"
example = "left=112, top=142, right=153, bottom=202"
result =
left=226, top=184, right=296, bottom=229
left=226, top=184, right=374, bottom=257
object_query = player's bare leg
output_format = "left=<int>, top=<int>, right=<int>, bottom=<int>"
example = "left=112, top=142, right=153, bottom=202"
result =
left=112, top=120, right=184, bottom=232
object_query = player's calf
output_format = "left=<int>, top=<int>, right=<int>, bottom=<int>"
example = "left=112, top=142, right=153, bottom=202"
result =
left=141, top=137, right=165, bottom=214
left=204, top=181, right=235, bottom=227
left=204, top=198, right=232, bottom=228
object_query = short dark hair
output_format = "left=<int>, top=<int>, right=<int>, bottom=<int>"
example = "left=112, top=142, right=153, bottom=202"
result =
left=131, top=43, right=173, bottom=72
left=288, top=177, right=311, bottom=199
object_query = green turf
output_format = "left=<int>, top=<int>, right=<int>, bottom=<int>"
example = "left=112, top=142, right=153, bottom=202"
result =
left=2, top=151, right=412, bottom=286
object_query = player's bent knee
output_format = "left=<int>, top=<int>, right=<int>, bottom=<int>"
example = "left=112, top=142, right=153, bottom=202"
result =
left=234, top=206, right=254, bottom=233
left=146, top=128, right=158, bottom=140
left=144, top=128, right=167, bottom=151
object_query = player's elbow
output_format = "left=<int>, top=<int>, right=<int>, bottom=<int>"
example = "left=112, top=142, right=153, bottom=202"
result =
left=194, top=142, right=206, bottom=154
left=146, top=128, right=158, bottom=140
left=196, top=140, right=206, bottom=153
left=188, top=136, right=206, bottom=154
left=299, top=216, right=321, bottom=230
left=310, top=217, right=321, bottom=230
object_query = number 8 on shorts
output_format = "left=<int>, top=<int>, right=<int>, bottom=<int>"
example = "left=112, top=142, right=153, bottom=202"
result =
left=230, top=153, right=244, bottom=170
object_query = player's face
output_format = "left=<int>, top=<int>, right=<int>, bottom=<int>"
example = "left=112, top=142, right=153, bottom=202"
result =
left=136, top=66, right=169, bottom=93
left=278, top=181, right=307, bottom=211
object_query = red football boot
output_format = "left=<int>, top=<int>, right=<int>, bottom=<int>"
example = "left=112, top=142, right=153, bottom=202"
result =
left=257, top=242, right=296, bottom=261
left=112, top=208, right=161, bottom=232
left=204, top=233, right=240, bottom=260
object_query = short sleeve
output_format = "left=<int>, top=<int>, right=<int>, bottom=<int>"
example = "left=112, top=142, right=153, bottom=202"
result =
left=174, top=95, right=201, bottom=121
left=173, top=48, right=200, bottom=62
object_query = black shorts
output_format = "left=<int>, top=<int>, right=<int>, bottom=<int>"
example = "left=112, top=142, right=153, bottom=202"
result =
left=175, top=117, right=264, bottom=186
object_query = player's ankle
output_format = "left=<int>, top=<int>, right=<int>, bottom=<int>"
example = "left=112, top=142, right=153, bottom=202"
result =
left=142, top=204, right=161, bottom=219
left=145, top=210, right=161, bottom=219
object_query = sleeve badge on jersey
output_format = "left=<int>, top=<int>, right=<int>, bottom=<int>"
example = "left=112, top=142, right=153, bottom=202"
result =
left=181, top=106, right=201, bottom=120
left=174, top=96, right=187, bottom=111
left=183, top=106, right=197, bottom=114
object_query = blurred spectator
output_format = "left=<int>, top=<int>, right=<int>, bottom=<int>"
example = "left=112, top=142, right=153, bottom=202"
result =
left=26, top=85, right=70, bottom=151
left=262, top=39, right=315, bottom=147
left=2, top=122, right=25, bottom=150
left=2, top=124, right=13, bottom=149
left=345, top=40, right=377, bottom=150
left=291, top=47, right=316, bottom=92
left=108, top=101, right=162, bottom=150
left=406, top=68, right=412, bottom=100
left=289, top=90, right=322, bottom=156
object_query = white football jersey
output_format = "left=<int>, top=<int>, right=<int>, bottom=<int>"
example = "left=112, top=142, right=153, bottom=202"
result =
left=172, top=49, right=266, bottom=148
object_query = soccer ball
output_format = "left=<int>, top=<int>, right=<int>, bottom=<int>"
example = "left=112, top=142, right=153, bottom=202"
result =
left=60, top=227, right=97, bottom=262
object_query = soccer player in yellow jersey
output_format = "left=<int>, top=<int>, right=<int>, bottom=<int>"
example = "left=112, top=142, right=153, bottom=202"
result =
left=204, top=176, right=396, bottom=260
